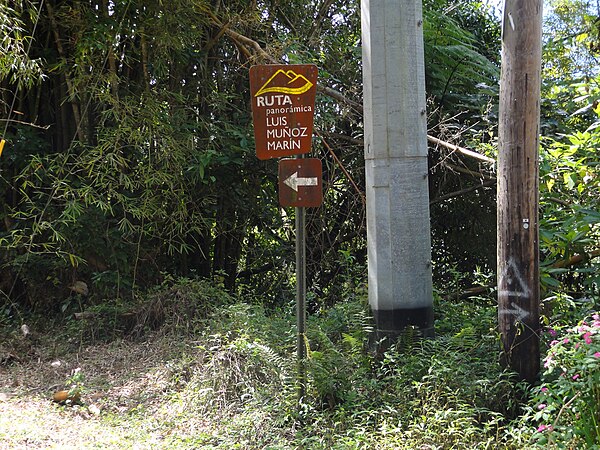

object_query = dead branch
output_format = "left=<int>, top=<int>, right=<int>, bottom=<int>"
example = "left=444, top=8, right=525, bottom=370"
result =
left=430, top=179, right=496, bottom=205
left=551, top=249, right=600, bottom=269
left=275, top=6, right=297, bottom=35
left=210, top=14, right=496, bottom=162
left=444, top=163, right=496, bottom=181
left=307, top=0, right=337, bottom=42
left=326, top=132, right=363, bottom=146
left=544, top=197, right=572, bottom=208
left=316, top=130, right=365, bottom=206
left=443, top=284, right=495, bottom=301
left=427, top=135, right=495, bottom=164
left=236, top=262, right=275, bottom=279
left=73, top=311, right=100, bottom=320
left=316, top=84, right=363, bottom=112
left=0, top=119, right=50, bottom=130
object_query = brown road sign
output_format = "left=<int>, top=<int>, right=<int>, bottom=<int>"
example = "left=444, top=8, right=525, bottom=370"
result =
left=278, top=158, right=322, bottom=207
left=250, top=64, right=318, bottom=160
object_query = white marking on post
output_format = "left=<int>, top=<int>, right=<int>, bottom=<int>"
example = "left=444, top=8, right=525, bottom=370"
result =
left=499, top=302, right=529, bottom=322
left=508, top=12, right=515, bottom=31
left=499, top=258, right=531, bottom=298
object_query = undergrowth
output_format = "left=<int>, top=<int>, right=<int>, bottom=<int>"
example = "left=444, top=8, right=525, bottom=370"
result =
left=3, top=277, right=599, bottom=449
left=128, top=279, right=536, bottom=448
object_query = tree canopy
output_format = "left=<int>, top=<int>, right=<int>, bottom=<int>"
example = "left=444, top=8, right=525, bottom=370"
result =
left=0, top=0, right=597, bottom=315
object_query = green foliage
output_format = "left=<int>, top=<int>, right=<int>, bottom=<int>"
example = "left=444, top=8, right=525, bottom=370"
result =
left=0, top=0, right=511, bottom=314
left=0, top=2, right=44, bottom=88
left=64, top=367, right=85, bottom=399
left=56, top=276, right=234, bottom=342
left=176, top=334, right=292, bottom=414
left=424, top=0, right=501, bottom=284
left=304, top=300, right=373, bottom=409
left=4, top=273, right=576, bottom=449
left=49, top=276, right=525, bottom=449
left=539, top=76, right=600, bottom=300
left=2, top=0, right=268, bottom=310
left=290, top=294, right=530, bottom=449
left=528, top=314, right=600, bottom=448
left=423, top=0, right=500, bottom=111
left=542, top=0, right=600, bottom=133
left=1, top=0, right=599, bottom=446
left=543, top=0, right=599, bottom=83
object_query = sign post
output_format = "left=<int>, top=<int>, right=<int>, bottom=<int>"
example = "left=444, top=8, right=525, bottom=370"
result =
left=295, top=198, right=307, bottom=406
left=250, top=64, right=319, bottom=408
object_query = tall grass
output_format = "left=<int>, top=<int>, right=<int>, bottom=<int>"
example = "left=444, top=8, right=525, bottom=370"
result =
left=132, top=279, right=541, bottom=449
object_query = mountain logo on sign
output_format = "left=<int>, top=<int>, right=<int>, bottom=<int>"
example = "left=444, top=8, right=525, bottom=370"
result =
left=254, top=69, right=314, bottom=97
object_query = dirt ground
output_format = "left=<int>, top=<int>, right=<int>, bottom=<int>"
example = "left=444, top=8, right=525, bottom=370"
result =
left=0, top=332, right=188, bottom=449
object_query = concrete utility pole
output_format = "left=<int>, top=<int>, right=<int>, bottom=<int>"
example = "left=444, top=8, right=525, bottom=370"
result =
left=497, top=0, right=543, bottom=382
left=361, top=0, right=434, bottom=341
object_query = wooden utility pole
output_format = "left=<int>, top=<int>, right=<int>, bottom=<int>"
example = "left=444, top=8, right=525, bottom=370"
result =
left=361, top=0, right=434, bottom=342
left=497, top=0, right=543, bottom=382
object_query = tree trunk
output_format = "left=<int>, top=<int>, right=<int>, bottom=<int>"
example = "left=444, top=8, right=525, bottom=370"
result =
left=46, top=1, right=86, bottom=144
left=497, top=0, right=543, bottom=383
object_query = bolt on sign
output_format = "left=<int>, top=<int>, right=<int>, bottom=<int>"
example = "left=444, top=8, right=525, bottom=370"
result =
left=250, top=64, right=318, bottom=160
left=278, top=158, right=322, bottom=207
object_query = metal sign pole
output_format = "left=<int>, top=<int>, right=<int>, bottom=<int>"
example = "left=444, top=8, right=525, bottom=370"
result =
left=249, top=64, right=318, bottom=411
left=296, top=204, right=307, bottom=408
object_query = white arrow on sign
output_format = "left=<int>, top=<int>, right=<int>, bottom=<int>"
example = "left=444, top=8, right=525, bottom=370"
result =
left=283, top=172, right=318, bottom=192
left=499, top=302, right=529, bottom=322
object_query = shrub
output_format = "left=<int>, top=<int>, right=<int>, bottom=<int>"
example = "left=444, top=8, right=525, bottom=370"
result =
left=531, top=313, right=600, bottom=448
